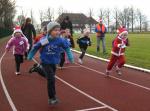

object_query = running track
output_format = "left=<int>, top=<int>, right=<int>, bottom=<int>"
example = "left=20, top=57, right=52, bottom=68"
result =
left=0, top=39, right=150, bottom=111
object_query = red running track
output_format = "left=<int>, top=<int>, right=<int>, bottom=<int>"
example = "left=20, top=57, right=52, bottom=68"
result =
left=0, top=40, right=150, bottom=111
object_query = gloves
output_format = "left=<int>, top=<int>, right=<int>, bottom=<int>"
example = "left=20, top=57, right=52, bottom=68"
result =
left=118, top=44, right=126, bottom=48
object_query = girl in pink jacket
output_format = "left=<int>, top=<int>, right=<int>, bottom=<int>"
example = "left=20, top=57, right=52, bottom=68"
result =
left=5, top=28, right=28, bottom=75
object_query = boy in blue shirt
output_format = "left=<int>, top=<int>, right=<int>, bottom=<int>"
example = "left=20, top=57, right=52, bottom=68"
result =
left=28, top=22, right=74, bottom=105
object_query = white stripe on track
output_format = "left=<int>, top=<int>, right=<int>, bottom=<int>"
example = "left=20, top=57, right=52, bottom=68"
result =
left=75, top=106, right=107, bottom=111
left=75, top=63, right=150, bottom=91
left=56, top=76, right=118, bottom=111
left=0, top=52, right=17, bottom=111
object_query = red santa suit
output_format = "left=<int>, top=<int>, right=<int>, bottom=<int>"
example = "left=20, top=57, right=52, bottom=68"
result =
left=106, top=27, right=129, bottom=73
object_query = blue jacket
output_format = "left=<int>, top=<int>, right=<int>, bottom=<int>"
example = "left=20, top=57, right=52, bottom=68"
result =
left=28, top=34, right=74, bottom=64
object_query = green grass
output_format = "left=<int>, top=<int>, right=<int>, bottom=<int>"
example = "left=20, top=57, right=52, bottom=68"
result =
left=1, top=34, right=150, bottom=69
left=74, top=33, right=150, bottom=69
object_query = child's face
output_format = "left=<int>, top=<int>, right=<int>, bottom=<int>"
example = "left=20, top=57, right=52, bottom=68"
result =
left=84, top=32, right=90, bottom=37
left=14, top=32, right=22, bottom=37
left=61, top=33, right=67, bottom=37
left=121, top=33, right=128, bottom=39
left=43, top=31, right=47, bottom=35
left=50, top=28, right=60, bottom=38
left=65, top=29, right=70, bottom=36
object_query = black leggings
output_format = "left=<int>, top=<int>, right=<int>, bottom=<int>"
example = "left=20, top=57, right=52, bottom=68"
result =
left=41, top=63, right=56, bottom=99
left=79, top=46, right=87, bottom=59
left=25, top=40, right=32, bottom=58
left=59, top=52, right=65, bottom=67
left=14, top=54, right=23, bottom=72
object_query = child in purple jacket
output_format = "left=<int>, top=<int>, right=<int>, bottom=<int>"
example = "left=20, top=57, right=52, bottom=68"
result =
left=5, top=28, right=28, bottom=75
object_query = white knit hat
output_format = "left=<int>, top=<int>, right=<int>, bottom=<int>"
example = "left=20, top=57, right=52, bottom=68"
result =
left=47, top=22, right=60, bottom=32
left=83, top=28, right=90, bottom=35
left=12, top=26, right=24, bottom=37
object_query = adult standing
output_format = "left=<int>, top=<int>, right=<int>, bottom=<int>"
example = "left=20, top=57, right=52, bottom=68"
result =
left=95, top=19, right=107, bottom=54
left=60, top=16, right=73, bottom=36
left=21, top=18, right=36, bottom=59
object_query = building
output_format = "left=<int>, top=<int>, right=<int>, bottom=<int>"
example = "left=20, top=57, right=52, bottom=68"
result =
left=56, top=13, right=98, bottom=33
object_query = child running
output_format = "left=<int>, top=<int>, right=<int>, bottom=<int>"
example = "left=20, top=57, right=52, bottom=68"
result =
left=5, top=27, right=28, bottom=75
left=34, top=26, right=47, bottom=44
left=106, top=26, right=129, bottom=76
left=77, top=28, right=91, bottom=64
left=28, top=22, right=74, bottom=105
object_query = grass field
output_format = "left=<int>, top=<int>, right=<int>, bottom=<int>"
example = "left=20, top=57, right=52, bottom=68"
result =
left=74, top=33, right=150, bottom=70
left=0, top=34, right=150, bottom=69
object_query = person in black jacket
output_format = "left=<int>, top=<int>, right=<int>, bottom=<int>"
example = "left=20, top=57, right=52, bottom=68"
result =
left=21, top=18, right=36, bottom=59
left=60, top=16, right=73, bottom=36
left=77, top=28, right=91, bottom=64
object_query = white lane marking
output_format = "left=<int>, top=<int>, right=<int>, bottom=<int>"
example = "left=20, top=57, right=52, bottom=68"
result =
left=57, top=66, right=81, bottom=69
left=72, top=50, right=150, bottom=73
left=75, top=63, right=150, bottom=91
left=0, top=52, right=17, bottom=111
left=75, top=106, right=107, bottom=111
left=56, top=76, right=118, bottom=111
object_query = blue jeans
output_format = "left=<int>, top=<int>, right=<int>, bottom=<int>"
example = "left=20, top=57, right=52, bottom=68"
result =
left=96, top=37, right=106, bottom=53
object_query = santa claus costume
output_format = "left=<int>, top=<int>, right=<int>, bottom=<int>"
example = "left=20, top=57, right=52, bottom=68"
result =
left=106, top=26, right=130, bottom=76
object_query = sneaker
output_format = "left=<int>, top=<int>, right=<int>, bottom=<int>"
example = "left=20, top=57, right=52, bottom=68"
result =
left=78, top=58, right=83, bottom=64
left=48, top=97, right=59, bottom=105
left=15, top=72, right=21, bottom=75
left=105, top=70, right=110, bottom=77
left=116, top=69, right=122, bottom=75
left=29, top=64, right=38, bottom=73
left=116, top=66, right=122, bottom=75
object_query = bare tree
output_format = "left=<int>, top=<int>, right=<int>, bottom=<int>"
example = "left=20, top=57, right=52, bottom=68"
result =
left=105, top=8, right=111, bottom=32
left=39, top=10, right=44, bottom=24
left=113, top=8, right=120, bottom=31
left=17, top=15, right=25, bottom=25
left=88, top=8, right=94, bottom=32
left=136, top=9, right=144, bottom=32
left=30, top=9, right=34, bottom=24
left=45, top=7, right=54, bottom=22
left=130, top=7, right=135, bottom=32
left=98, top=8, right=105, bottom=20
left=0, top=0, right=16, bottom=28
left=58, top=6, right=64, bottom=17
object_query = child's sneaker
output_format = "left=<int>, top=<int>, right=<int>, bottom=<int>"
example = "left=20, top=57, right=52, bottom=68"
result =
left=116, top=69, right=122, bottom=75
left=48, top=97, right=59, bottom=105
left=105, top=70, right=110, bottom=77
left=78, top=58, right=83, bottom=64
left=29, top=64, right=38, bottom=73
left=116, top=66, right=122, bottom=75
left=15, top=72, right=21, bottom=75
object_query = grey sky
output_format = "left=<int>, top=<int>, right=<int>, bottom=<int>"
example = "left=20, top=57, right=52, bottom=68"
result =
left=15, top=0, right=150, bottom=24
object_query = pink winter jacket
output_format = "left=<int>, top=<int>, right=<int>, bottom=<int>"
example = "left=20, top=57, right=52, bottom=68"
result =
left=6, top=36, right=27, bottom=55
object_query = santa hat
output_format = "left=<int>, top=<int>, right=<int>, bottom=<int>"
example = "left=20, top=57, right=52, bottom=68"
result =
left=12, top=26, right=24, bottom=36
left=117, top=26, right=128, bottom=37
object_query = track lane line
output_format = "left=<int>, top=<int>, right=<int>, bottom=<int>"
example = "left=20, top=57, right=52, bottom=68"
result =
left=56, top=76, right=118, bottom=111
left=75, top=106, right=107, bottom=111
left=0, top=52, right=17, bottom=111
left=75, top=63, right=150, bottom=91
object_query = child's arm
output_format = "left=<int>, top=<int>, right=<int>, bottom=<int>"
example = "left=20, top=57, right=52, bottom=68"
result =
left=23, top=39, right=28, bottom=52
left=5, top=38, right=14, bottom=52
left=61, top=39, right=74, bottom=63
left=65, top=48, right=74, bottom=63
left=27, top=42, right=41, bottom=60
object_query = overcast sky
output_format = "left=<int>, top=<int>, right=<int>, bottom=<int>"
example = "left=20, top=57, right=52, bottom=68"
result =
left=15, top=0, right=150, bottom=24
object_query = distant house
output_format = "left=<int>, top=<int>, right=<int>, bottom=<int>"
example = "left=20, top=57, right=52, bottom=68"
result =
left=56, top=13, right=98, bottom=33
left=41, top=21, right=50, bottom=29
